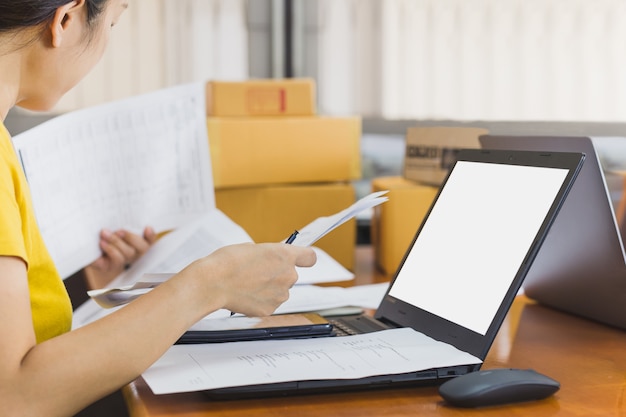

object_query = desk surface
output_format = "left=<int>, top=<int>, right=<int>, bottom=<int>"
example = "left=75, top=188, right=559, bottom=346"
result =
left=124, top=247, right=626, bottom=417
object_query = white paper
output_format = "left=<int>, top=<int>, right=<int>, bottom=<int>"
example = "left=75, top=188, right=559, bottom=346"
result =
left=274, top=283, right=388, bottom=314
left=79, top=282, right=386, bottom=330
left=12, top=83, right=214, bottom=278
left=72, top=298, right=231, bottom=330
left=95, top=208, right=355, bottom=296
left=286, top=191, right=388, bottom=246
left=142, top=327, right=482, bottom=395
left=107, top=209, right=253, bottom=289
left=87, top=247, right=356, bottom=310
left=83, top=190, right=397, bottom=310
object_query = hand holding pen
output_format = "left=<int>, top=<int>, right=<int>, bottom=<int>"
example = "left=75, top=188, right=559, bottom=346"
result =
left=230, top=230, right=300, bottom=317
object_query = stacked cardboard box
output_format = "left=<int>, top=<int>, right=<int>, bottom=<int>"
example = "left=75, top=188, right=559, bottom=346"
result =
left=371, top=127, right=488, bottom=275
left=206, top=79, right=361, bottom=270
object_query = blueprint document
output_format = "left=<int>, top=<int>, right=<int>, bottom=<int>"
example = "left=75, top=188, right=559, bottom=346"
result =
left=12, top=83, right=213, bottom=278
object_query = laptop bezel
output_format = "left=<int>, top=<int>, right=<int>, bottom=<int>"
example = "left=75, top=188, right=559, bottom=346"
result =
left=374, top=148, right=585, bottom=359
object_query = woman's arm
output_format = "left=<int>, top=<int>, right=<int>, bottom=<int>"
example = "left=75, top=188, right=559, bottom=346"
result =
left=0, top=243, right=316, bottom=417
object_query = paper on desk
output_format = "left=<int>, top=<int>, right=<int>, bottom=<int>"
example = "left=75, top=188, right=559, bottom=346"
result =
left=169, top=283, right=389, bottom=323
left=86, top=189, right=391, bottom=308
left=72, top=280, right=389, bottom=329
left=72, top=297, right=232, bottom=330
left=274, top=283, right=388, bottom=314
left=78, top=282, right=384, bottom=330
left=78, top=190, right=393, bottom=319
left=12, top=83, right=213, bottom=279
left=78, top=282, right=387, bottom=334
left=86, top=276, right=169, bottom=309
left=285, top=191, right=388, bottom=246
left=142, top=327, right=482, bottom=395
left=76, top=281, right=384, bottom=329
left=80, top=283, right=387, bottom=329
left=87, top=249, right=356, bottom=309
left=96, top=208, right=354, bottom=292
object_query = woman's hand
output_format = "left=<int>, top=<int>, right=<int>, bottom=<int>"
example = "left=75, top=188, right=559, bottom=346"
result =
left=84, top=226, right=158, bottom=289
left=184, top=243, right=317, bottom=318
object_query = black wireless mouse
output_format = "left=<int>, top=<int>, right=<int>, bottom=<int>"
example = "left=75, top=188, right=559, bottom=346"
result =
left=438, top=368, right=560, bottom=408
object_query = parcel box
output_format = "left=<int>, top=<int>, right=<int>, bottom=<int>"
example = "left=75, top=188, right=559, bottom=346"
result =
left=403, top=126, right=488, bottom=186
left=371, top=176, right=438, bottom=276
left=205, top=79, right=316, bottom=117
left=216, top=182, right=357, bottom=270
left=208, top=117, right=361, bottom=189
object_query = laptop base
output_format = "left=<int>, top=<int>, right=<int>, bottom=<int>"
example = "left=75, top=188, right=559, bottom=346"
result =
left=202, top=365, right=480, bottom=400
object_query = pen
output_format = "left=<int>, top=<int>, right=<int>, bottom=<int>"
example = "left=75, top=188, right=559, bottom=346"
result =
left=286, top=230, right=299, bottom=244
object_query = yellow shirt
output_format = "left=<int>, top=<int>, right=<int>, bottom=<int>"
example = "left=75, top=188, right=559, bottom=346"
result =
left=0, top=122, right=72, bottom=343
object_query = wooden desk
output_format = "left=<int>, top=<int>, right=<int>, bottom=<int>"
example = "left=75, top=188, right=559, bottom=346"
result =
left=124, top=247, right=626, bottom=417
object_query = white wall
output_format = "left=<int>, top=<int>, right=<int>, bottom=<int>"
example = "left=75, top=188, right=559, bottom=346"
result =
left=315, top=0, right=626, bottom=122
left=51, top=0, right=626, bottom=122
left=54, top=0, right=249, bottom=112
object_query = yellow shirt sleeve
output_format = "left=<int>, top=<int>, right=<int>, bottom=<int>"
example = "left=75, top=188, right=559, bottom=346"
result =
left=0, top=122, right=72, bottom=342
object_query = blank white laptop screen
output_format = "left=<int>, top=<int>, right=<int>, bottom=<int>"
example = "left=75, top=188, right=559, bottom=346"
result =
left=388, top=161, right=569, bottom=335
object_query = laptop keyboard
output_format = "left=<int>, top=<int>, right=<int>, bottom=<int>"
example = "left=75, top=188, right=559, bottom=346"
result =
left=328, top=318, right=359, bottom=336
left=328, top=315, right=390, bottom=337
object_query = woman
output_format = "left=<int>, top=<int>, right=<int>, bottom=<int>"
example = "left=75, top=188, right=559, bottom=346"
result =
left=0, top=1, right=317, bottom=416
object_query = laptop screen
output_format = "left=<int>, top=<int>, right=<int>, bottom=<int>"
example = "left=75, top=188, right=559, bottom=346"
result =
left=375, top=149, right=584, bottom=358
left=388, top=161, right=569, bottom=335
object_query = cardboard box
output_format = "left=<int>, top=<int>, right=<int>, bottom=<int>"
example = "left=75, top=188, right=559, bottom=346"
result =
left=215, top=183, right=357, bottom=270
left=208, top=117, right=362, bottom=188
left=371, top=176, right=438, bottom=276
left=403, top=126, right=488, bottom=186
left=206, top=79, right=316, bottom=117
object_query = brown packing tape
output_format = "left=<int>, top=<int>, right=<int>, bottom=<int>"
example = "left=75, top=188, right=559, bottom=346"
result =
left=205, top=79, right=316, bottom=117
left=403, top=126, right=489, bottom=186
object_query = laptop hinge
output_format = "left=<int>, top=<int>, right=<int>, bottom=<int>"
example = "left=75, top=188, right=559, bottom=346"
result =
left=437, top=365, right=481, bottom=379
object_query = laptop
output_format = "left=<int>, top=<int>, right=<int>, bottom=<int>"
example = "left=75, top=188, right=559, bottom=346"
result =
left=480, top=135, right=626, bottom=330
left=203, top=148, right=584, bottom=398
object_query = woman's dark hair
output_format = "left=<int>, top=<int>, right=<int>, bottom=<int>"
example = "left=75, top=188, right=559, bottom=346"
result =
left=0, top=0, right=109, bottom=32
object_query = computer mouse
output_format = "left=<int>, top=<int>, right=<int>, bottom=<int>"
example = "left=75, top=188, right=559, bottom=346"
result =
left=438, top=368, right=560, bottom=408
